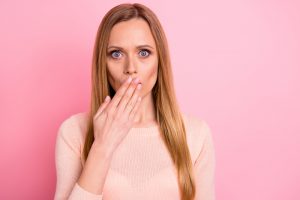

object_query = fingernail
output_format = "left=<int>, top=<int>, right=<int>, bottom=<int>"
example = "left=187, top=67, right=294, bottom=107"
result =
left=127, top=76, right=132, bottom=83
left=105, top=96, right=110, bottom=102
left=137, top=84, right=142, bottom=90
left=134, top=77, right=140, bottom=84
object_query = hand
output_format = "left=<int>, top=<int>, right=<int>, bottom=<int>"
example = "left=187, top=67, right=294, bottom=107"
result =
left=93, top=76, right=142, bottom=153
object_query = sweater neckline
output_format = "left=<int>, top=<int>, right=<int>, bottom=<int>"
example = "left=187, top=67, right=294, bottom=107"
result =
left=129, top=124, right=160, bottom=136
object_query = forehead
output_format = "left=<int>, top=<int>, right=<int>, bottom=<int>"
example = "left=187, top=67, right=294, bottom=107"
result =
left=108, top=18, right=156, bottom=48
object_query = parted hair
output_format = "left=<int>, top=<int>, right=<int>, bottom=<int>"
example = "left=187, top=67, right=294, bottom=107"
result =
left=83, top=3, right=196, bottom=200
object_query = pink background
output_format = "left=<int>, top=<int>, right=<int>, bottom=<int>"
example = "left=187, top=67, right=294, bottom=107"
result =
left=1, top=0, right=299, bottom=199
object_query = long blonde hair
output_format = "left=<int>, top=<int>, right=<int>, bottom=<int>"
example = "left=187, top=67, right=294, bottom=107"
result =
left=83, top=3, right=196, bottom=200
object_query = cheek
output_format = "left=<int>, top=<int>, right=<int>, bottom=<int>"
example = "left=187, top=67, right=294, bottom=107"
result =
left=150, top=62, right=158, bottom=78
left=150, top=67, right=157, bottom=82
left=145, top=64, right=158, bottom=87
left=106, top=66, right=120, bottom=91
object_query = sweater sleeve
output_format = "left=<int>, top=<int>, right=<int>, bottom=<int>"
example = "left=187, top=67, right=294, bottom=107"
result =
left=54, top=116, right=103, bottom=200
left=194, top=120, right=216, bottom=200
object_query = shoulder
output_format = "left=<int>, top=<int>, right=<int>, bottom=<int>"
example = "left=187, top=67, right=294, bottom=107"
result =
left=181, top=112, right=213, bottom=163
left=58, top=112, right=89, bottom=134
left=56, top=112, right=90, bottom=155
left=181, top=112, right=212, bottom=139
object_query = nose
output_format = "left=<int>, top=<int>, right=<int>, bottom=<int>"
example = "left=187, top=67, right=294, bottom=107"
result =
left=124, top=54, right=137, bottom=76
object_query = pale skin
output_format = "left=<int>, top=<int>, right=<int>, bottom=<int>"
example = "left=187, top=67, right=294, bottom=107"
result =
left=106, top=17, right=158, bottom=128
left=77, top=18, right=159, bottom=195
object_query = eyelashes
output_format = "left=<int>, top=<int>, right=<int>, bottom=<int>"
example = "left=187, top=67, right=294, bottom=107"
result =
left=108, top=49, right=152, bottom=59
left=109, top=50, right=122, bottom=59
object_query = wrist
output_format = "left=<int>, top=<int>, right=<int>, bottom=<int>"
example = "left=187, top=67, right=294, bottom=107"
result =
left=91, top=141, right=114, bottom=160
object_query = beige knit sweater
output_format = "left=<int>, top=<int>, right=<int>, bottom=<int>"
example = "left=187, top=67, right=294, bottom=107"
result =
left=54, top=112, right=216, bottom=200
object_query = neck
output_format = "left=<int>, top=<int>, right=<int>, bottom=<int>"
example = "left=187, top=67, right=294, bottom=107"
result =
left=132, top=91, right=157, bottom=127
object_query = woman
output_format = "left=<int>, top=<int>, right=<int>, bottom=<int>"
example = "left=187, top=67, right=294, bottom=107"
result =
left=54, top=3, right=215, bottom=200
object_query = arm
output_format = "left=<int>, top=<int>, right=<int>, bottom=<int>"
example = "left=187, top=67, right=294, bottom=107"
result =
left=194, top=121, right=216, bottom=200
left=55, top=77, right=142, bottom=199
left=75, top=141, right=113, bottom=197
left=54, top=117, right=112, bottom=200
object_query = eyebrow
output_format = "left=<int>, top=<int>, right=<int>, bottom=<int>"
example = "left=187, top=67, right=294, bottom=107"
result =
left=107, top=44, right=154, bottom=50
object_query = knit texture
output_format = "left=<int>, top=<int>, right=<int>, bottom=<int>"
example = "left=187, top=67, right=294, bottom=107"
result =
left=54, top=112, right=216, bottom=200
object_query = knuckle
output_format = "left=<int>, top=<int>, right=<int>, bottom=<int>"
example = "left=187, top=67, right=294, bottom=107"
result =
left=106, top=110, right=115, bottom=118
left=121, top=111, right=128, bottom=118
left=114, top=112, right=122, bottom=120
left=134, top=101, right=140, bottom=109
left=115, top=116, right=125, bottom=125
left=127, top=101, right=134, bottom=108
left=102, top=110, right=108, bottom=117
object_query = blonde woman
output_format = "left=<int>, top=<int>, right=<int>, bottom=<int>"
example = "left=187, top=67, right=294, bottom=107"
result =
left=54, top=3, right=215, bottom=200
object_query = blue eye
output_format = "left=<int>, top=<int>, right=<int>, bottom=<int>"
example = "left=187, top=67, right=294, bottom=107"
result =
left=139, top=49, right=151, bottom=57
left=108, top=49, right=151, bottom=59
left=110, top=50, right=122, bottom=59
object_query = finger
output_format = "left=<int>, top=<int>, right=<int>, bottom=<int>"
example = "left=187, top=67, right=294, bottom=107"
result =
left=94, top=96, right=111, bottom=120
left=116, top=78, right=140, bottom=115
left=128, top=95, right=142, bottom=121
left=123, top=83, right=142, bottom=115
left=105, top=76, right=132, bottom=113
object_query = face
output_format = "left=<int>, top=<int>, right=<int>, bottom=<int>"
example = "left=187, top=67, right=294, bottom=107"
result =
left=106, top=18, right=158, bottom=97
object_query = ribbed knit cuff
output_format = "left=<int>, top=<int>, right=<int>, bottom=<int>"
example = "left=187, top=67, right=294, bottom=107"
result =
left=68, top=183, right=103, bottom=200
